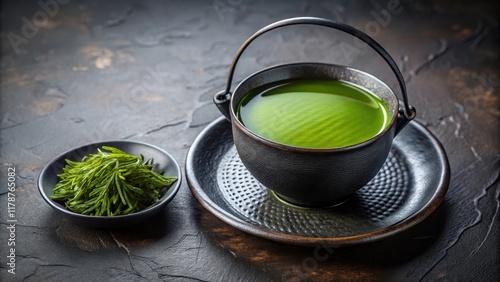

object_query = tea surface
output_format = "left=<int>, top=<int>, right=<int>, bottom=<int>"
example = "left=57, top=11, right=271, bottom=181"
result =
left=237, top=79, right=390, bottom=149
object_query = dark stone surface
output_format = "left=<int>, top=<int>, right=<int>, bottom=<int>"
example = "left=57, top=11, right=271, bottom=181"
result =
left=0, top=0, right=498, bottom=281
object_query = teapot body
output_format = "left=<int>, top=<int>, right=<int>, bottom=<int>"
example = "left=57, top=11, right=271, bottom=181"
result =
left=227, top=63, right=399, bottom=206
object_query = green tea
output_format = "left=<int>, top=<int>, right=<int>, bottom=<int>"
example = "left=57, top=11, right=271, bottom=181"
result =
left=237, top=79, right=390, bottom=149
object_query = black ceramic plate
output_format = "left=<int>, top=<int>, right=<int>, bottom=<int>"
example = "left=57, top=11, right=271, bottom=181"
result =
left=38, top=140, right=181, bottom=228
left=186, top=117, right=450, bottom=247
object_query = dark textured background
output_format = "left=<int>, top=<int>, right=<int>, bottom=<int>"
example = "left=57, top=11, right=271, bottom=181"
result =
left=1, top=0, right=498, bottom=281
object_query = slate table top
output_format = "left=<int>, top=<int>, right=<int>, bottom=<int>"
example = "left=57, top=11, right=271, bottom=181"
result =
left=1, top=0, right=498, bottom=281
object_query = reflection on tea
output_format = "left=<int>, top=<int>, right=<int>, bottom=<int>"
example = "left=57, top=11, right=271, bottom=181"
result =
left=237, top=79, right=390, bottom=149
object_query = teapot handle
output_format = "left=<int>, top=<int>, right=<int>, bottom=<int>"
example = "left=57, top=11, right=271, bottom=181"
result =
left=214, top=17, right=416, bottom=134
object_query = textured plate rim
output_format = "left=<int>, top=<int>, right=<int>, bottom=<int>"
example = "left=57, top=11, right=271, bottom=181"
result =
left=186, top=117, right=450, bottom=247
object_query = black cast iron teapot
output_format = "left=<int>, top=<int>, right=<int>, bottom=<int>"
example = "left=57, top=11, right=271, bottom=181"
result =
left=213, top=17, right=416, bottom=207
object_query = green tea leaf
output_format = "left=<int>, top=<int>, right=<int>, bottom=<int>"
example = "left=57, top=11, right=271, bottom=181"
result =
left=51, top=146, right=177, bottom=216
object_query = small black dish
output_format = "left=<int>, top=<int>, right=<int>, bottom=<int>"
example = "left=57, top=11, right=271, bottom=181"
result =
left=38, top=140, right=181, bottom=228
